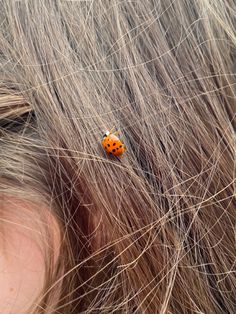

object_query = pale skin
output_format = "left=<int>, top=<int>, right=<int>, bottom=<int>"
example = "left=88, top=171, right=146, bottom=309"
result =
left=0, top=196, right=60, bottom=314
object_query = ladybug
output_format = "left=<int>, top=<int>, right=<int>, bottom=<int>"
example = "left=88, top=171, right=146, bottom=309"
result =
left=102, top=130, right=126, bottom=156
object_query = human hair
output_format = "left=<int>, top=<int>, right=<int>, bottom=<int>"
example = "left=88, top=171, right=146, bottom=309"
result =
left=0, top=1, right=235, bottom=313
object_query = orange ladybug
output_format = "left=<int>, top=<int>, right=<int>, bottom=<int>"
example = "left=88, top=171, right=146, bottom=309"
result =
left=102, top=130, right=126, bottom=156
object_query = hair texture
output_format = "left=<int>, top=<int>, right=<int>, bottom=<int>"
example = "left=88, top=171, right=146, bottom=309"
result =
left=0, top=1, right=236, bottom=313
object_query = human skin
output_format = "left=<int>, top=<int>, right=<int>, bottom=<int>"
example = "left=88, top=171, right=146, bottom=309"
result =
left=0, top=197, right=59, bottom=314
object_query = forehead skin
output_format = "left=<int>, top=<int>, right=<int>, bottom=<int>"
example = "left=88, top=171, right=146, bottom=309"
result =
left=0, top=225, right=45, bottom=313
left=0, top=196, right=60, bottom=314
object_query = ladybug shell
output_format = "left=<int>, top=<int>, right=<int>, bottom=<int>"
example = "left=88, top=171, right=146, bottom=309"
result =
left=102, top=133, right=125, bottom=156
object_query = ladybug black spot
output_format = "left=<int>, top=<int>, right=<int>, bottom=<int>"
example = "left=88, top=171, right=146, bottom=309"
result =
left=108, top=144, right=110, bottom=147
left=113, top=143, right=116, bottom=146
left=119, top=145, right=122, bottom=148
left=116, top=148, right=119, bottom=150
left=112, top=149, right=116, bottom=152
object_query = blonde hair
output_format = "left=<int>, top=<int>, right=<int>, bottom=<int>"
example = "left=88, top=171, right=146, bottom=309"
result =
left=0, top=0, right=236, bottom=313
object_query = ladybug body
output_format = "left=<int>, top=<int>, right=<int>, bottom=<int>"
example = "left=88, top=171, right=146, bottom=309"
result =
left=102, top=130, right=125, bottom=156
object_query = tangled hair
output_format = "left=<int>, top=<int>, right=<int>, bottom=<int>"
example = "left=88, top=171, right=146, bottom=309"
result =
left=0, top=1, right=236, bottom=313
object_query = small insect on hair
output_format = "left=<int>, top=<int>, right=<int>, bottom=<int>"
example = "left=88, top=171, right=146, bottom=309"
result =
left=101, top=129, right=126, bottom=157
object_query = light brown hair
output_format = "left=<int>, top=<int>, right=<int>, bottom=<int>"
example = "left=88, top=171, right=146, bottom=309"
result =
left=0, top=1, right=235, bottom=313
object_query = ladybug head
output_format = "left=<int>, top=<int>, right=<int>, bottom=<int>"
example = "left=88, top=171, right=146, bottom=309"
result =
left=103, top=130, right=110, bottom=138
